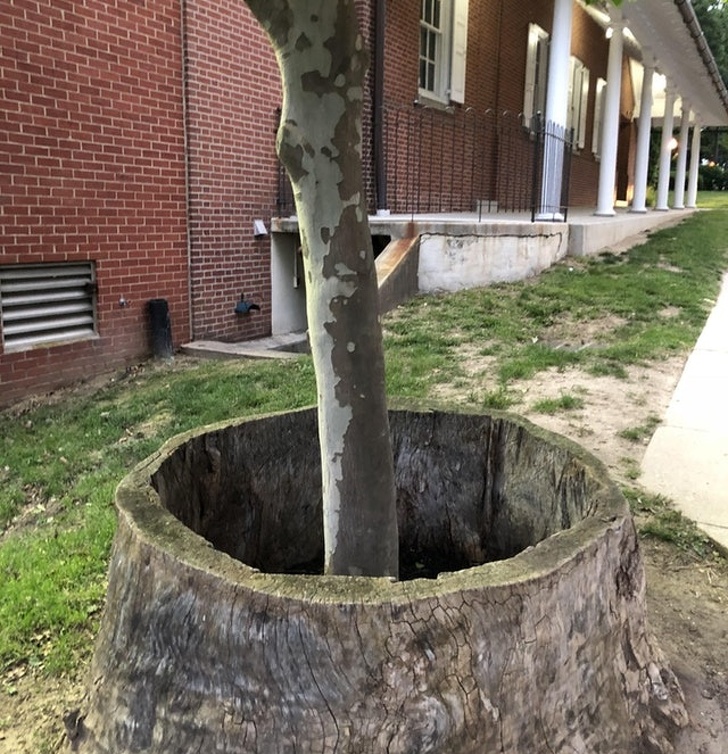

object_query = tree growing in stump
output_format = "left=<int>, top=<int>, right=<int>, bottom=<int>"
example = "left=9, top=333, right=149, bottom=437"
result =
left=244, top=0, right=398, bottom=578
left=245, top=0, right=621, bottom=579
left=75, top=4, right=690, bottom=752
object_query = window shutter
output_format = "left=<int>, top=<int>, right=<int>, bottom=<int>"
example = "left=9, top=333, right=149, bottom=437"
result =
left=567, top=57, right=576, bottom=133
left=450, top=0, right=469, bottom=104
left=592, top=77, right=606, bottom=156
left=523, top=24, right=540, bottom=119
left=578, top=67, right=590, bottom=149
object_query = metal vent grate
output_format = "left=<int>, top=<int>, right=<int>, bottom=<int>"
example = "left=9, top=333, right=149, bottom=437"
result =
left=0, top=263, right=97, bottom=350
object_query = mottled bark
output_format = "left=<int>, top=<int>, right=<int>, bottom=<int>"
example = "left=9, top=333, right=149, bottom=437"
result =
left=245, top=0, right=397, bottom=577
left=76, top=408, right=687, bottom=754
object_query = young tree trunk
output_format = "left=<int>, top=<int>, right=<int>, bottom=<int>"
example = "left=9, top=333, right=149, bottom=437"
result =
left=245, top=0, right=398, bottom=577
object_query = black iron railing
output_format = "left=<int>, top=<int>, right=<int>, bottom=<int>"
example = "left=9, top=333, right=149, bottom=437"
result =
left=275, top=104, right=573, bottom=221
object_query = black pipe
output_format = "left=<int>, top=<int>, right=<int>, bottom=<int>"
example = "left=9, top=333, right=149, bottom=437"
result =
left=373, top=0, right=386, bottom=210
left=148, top=299, right=174, bottom=359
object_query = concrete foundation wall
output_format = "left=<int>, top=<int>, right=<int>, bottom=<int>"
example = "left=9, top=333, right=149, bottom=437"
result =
left=270, top=234, right=307, bottom=335
left=417, top=223, right=569, bottom=292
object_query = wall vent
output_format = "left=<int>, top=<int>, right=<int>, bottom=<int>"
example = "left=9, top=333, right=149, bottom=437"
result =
left=0, top=263, right=98, bottom=351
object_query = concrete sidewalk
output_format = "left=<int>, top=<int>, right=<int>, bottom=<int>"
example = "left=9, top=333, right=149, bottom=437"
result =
left=641, top=273, right=728, bottom=552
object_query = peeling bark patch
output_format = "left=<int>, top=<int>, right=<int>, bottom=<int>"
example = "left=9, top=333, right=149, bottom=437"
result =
left=248, top=0, right=294, bottom=49
left=320, top=204, right=371, bottom=281
left=278, top=128, right=309, bottom=183
left=301, top=70, right=335, bottom=97
left=332, top=100, right=362, bottom=202
left=295, top=32, right=312, bottom=52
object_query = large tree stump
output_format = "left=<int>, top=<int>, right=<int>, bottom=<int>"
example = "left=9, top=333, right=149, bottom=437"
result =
left=76, top=407, right=687, bottom=753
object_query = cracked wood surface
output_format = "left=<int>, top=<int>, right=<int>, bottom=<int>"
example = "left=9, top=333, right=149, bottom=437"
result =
left=77, top=409, right=687, bottom=753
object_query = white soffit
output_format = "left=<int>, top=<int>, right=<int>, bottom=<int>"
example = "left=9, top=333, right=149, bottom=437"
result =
left=582, top=0, right=728, bottom=126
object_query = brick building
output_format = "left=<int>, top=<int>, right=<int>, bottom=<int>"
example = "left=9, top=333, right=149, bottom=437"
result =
left=1, top=0, right=190, bottom=404
left=2, top=0, right=727, bottom=404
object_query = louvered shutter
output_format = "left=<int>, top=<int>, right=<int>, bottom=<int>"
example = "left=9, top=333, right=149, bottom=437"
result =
left=0, top=263, right=97, bottom=350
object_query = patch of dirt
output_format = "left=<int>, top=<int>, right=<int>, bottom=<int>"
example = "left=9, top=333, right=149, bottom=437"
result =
left=1, top=351, right=727, bottom=753
left=516, top=358, right=685, bottom=487
left=0, top=673, right=85, bottom=754
left=645, top=541, right=728, bottom=754
left=535, top=313, right=629, bottom=351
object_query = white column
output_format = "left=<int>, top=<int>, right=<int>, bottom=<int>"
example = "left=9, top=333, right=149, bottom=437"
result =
left=656, top=86, right=676, bottom=210
left=537, top=0, right=573, bottom=221
left=630, top=60, right=654, bottom=213
left=673, top=103, right=691, bottom=208
left=686, top=123, right=701, bottom=208
left=596, top=21, right=625, bottom=216
left=544, top=0, right=571, bottom=127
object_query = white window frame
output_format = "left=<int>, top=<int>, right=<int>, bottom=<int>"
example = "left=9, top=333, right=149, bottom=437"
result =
left=592, top=77, right=607, bottom=157
left=567, top=56, right=590, bottom=150
left=0, top=262, right=98, bottom=351
left=523, top=23, right=550, bottom=126
left=418, top=0, right=469, bottom=105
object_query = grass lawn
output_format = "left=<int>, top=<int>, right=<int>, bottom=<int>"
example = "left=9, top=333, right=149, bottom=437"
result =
left=2, top=191, right=728, bottom=682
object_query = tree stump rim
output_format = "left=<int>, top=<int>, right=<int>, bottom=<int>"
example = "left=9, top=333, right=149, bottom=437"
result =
left=115, top=404, right=628, bottom=604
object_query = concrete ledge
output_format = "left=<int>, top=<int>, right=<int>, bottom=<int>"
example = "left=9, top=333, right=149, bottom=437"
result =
left=181, top=334, right=307, bottom=360
left=376, top=236, right=420, bottom=313
left=567, top=209, right=695, bottom=257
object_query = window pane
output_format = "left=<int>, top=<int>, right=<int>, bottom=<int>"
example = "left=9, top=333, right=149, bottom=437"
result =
left=419, top=0, right=450, bottom=99
left=423, top=0, right=431, bottom=25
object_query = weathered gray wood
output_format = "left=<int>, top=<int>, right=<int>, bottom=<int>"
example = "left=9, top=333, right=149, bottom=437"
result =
left=76, top=408, right=687, bottom=754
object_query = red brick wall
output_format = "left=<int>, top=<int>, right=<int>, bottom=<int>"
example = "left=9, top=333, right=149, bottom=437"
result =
left=183, top=0, right=281, bottom=342
left=495, top=0, right=553, bottom=115
left=379, top=0, right=626, bottom=211
left=358, top=0, right=377, bottom=211
left=567, top=3, right=609, bottom=206
left=0, top=0, right=189, bottom=405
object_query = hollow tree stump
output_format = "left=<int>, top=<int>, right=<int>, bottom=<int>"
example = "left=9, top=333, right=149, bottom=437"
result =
left=77, top=407, right=687, bottom=753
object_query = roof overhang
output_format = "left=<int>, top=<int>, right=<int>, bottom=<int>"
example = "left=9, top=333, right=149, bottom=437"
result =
left=581, top=0, right=728, bottom=126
